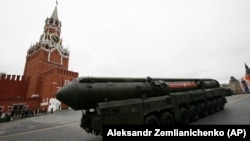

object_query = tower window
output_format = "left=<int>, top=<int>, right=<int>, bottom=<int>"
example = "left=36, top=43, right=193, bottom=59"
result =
left=55, top=21, right=59, bottom=26
left=8, top=106, right=13, bottom=111
left=0, top=106, right=3, bottom=112
left=24, top=105, right=28, bottom=110
left=49, top=18, right=53, bottom=24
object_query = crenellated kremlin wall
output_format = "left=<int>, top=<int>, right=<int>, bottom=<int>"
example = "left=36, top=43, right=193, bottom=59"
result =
left=0, top=74, right=29, bottom=98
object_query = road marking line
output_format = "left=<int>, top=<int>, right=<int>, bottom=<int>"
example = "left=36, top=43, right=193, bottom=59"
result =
left=227, top=94, right=250, bottom=104
left=0, top=122, right=79, bottom=138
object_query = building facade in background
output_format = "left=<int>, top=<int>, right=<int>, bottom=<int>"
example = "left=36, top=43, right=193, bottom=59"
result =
left=228, top=76, right=242, bottom=94
left=228, top=63, right=250, bottom=94
left=239, top=64, right=250, bottom=93
left=0, top=4, right=78, bottom=113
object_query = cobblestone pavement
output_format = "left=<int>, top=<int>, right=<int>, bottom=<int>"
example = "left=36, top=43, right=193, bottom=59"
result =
left=0, top=94, right=249, bottom=141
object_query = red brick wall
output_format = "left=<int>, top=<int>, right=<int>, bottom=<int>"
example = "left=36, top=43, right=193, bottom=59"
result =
left=23, top=48, right=69, bottom=98
left=0, top=97, right=40, bottom=113
left=40, top=68, right=78, bottom=109
left=0, top=74, right=29, bottom=98
left=49, top=49, right=61, bottom=65
left=62, top=57, right=69, bottom=69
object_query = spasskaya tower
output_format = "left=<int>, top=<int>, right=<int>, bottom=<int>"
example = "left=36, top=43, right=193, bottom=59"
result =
left=23, top=3, right=78, bottom=107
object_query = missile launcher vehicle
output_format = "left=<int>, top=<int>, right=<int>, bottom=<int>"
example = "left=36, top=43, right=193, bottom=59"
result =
left=56, top=76, right=229, bottom=135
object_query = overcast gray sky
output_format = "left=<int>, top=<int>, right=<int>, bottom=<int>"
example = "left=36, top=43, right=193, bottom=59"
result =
left=1, top=0, right=250, bottom=84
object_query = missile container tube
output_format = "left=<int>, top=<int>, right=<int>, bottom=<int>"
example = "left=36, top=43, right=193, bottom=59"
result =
left=56, top=76, right=229, bottom=135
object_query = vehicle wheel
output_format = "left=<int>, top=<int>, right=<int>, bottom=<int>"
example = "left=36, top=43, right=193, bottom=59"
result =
left=144, top=115, right=160, bottom=125
left=189, top=105, right=199, bottom=122
left=213, top=99, right=219, bottom=112
left=207, top=100, right=214, bottom=114
left=160, top=112, right=174, bottom=124
left=179, top=108, right=189, bottom=124
left=199, top=102, right=208, bottom=117
left=218, top=98, right=224, bottom=110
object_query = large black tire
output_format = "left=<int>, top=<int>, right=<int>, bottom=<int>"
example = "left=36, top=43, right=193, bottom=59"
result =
left=218, top=98, right=224, bottom=110
left=213, top=99, right=220, bottom=112
left=144, top=115, right=160, bottom=125
left=160, top=112, right=174, bottom=124
left=199, top=102, right=208, bottom=117
left=189, top=105, right=199, bottom=122
left=207, top=100, right=214, bottom=114
left=179, top=108, right=189, bottom=124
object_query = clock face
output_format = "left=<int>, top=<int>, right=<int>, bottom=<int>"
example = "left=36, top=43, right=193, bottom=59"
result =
left=50, top=34, right=60, bottom=43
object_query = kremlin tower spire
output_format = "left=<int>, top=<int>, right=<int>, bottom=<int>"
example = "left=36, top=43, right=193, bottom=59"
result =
left=50, top=3, right=59, bottom=21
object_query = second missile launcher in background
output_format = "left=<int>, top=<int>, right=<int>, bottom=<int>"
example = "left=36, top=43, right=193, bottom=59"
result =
left=56, top=76, right=230, bottom=135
